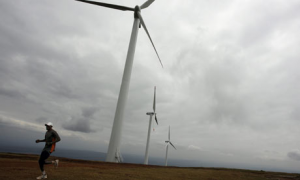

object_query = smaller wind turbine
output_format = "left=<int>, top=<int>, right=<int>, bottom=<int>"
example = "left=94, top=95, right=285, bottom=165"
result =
left=165, top=126, right=176, bottom=166
left=144, top=86, right=158, bottom=165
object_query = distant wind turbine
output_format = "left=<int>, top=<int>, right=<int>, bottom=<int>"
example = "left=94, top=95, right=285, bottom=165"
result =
left=144, top=86, right=159, bottom=165
left=165, top=126, right=176, bottom=166
left=76, top=0, right=163, bottom=163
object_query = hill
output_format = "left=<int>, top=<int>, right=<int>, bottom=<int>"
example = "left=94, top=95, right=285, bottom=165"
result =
left=0, top=152, right=299, bottom=180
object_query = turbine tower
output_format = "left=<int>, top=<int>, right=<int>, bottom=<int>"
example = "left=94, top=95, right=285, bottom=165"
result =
left=76, top=0, right=163, bottom=163
left=144, top=86, right=159, bottom=165
left=165, top=126, right=176, bottom=166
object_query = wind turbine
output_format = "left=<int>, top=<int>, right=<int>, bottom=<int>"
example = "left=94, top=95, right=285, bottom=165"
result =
left=144, top=86, right=159, bottom=165
left=76, top=0, right=163, bottom=163
left=165, top=126, right=176, bottom=166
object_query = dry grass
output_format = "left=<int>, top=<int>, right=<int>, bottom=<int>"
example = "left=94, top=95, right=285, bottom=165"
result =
left=0, top=153, right=299, bottom=180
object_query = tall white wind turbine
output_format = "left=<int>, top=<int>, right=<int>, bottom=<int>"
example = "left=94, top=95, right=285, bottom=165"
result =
left=165, top=126, right=176, bottom=166
left=144, top=86, right=159, bottom=165
left=76, top=0, right=163, bottom=163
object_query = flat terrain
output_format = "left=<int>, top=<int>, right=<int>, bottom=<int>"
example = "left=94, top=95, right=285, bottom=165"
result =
left=0, top=153, right=299, bottom=180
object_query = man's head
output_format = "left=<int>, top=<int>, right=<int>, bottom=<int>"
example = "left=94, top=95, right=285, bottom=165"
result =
left=45, top=122, right=53, bottom=131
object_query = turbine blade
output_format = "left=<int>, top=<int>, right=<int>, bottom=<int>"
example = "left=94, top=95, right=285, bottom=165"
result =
left=140, top=0, right=155, bottom=9
left=76, top=0, right=135, bottom=11
left=152, top=115, right=155, bottom=131
left=168, top=126, right=170, bottom=141
left=155, top=114, right=158, bottom=125
left=136, top=11, right=164, bottom=68
left=169, top=142, right=176, bottom=150
left=153, top=86, right=156, bottom=112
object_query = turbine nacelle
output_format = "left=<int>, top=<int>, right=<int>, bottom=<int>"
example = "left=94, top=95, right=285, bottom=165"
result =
left=146, top=112, right=155, bottom=115
left=134, top=6, right=141, bottom=18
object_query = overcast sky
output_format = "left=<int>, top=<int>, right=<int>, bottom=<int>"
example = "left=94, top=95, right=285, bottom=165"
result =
left=1, top=0, right=300, bottom=173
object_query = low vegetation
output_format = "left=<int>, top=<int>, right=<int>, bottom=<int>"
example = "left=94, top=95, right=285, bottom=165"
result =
left=0, top=153, right=299, bottom=180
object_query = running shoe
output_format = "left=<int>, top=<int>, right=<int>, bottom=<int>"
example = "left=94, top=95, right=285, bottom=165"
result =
left=36, top=174, right=47, bottom=179
left=54, top=159, right=59, bottom=168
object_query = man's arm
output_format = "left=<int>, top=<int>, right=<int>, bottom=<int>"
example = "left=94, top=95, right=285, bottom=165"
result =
left=53, top=130, right=61, bottom=143
left=35, top=139, right=45, bottom=143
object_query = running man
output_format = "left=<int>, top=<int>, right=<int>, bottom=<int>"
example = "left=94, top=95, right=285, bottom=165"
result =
left=35, top=122, right=61, bottom=179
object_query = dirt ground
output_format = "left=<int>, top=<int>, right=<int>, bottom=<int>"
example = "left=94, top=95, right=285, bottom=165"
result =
left=0, top=153, right=299, bottom=180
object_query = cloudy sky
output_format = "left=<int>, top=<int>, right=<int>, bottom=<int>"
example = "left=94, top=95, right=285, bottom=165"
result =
left=1, top=0, right=300, bottom=173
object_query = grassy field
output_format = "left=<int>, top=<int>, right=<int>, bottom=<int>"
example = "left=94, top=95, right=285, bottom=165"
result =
left=0, top=153, right=299, bottom=180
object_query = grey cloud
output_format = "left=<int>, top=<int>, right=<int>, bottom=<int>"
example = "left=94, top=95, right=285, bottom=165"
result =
left=0, top=0, right=119, bottom=100
left=0, top=86, right=26, bottom=99
left=287, top=150, right=300, bottom=161
left=63, top=117, right=96, bottom=133
left=35, top=117, right=48, bottom=123
left=205, top=65, right=247, bottom=123
left=82, top=106, right=98, bottom=118
left=62, top=107, right=100, bottom=133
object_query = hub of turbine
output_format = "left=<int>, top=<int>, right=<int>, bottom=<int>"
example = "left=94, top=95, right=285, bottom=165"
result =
left=134, top=5, right=141, bottom=18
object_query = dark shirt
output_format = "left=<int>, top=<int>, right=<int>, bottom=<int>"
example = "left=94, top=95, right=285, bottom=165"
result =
left=43, top=129, right=61, bottom=153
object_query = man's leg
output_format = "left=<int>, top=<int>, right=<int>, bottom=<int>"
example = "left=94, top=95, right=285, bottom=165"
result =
left=38, top=151, right=50, bottom=172
left=37, top=151, right=50, bottom=179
